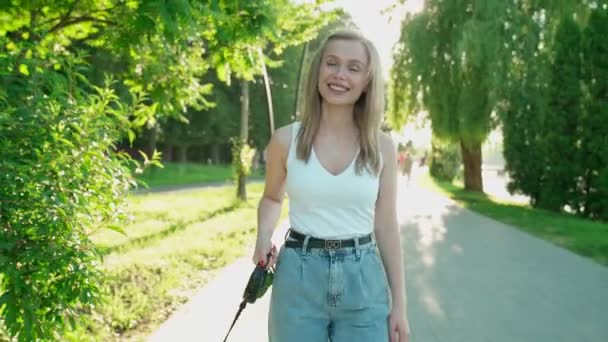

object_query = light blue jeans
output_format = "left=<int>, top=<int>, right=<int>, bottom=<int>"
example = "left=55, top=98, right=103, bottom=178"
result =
left=268, top=233, right=391, bottom=341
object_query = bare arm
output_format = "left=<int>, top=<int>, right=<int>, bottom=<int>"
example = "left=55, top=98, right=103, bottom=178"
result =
left=374, top=133, right=407, bottom=315
left=253, top=125, right=291, bottom=265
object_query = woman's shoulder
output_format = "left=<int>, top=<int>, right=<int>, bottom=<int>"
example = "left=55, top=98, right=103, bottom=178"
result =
left=268, top=122, right=299, bottom=153
left=274, top=122, right=299, bottom=143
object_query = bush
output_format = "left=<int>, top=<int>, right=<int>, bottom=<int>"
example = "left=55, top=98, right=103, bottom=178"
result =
left=429, top=137, right=461, bottom=182
left=0, top=47, right=154, bottom=340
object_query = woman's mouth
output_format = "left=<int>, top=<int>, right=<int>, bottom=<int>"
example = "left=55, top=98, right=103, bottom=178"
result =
left=327, top=83, right=350, bottom=93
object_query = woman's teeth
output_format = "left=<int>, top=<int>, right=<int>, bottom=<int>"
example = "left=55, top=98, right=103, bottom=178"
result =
left=328, top=84, right=349, bottom=92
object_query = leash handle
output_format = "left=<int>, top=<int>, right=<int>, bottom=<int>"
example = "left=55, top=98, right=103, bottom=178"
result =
left=223, top=301, right=247, bottom=342
left=257, top=249, right=274, bottom=269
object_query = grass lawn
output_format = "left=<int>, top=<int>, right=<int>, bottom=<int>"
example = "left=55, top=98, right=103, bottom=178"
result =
left=135, top=162, right=264, bottom=189
left=60, top=182, right=287, bottom=341
left=421, top=174, right=608, bottom=266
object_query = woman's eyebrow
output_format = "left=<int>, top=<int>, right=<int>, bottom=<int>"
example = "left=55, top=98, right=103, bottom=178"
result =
left=325, top=54, right=365, bottom=65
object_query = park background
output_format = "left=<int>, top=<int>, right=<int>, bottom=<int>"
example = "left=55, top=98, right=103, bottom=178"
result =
left=1, top=0, right=607, bottom=341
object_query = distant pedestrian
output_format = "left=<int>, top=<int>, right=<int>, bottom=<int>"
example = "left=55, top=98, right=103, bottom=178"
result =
left=402, top=152, right=413, bottom=184
left=419, top=151, right=427, bottom=167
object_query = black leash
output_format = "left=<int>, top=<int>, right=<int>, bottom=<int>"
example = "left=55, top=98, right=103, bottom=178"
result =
left=223, top=300, right=247, bottom=342
left=223, top=252, right=274, bottom=342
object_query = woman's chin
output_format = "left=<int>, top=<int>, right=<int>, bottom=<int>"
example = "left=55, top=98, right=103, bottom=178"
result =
left=322, top=96, right=357, bottom=107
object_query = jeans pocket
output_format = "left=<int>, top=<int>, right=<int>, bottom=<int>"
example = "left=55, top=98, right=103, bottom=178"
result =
left=372, top=249, right=390, bottom=284
left=365, top=249, right=390, bottom=303
left=340, top=250, right=389, bottom=310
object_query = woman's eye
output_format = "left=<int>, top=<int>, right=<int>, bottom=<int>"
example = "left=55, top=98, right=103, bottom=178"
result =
left=327, top=61, right=337, bottom=66
left=350, top=67, right=360, bottom=72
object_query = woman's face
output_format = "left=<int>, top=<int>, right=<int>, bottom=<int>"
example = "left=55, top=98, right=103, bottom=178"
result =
left=317, top=39, right=370, bottom=107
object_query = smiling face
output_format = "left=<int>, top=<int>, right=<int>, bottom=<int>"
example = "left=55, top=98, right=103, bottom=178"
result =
left=317, top=39, right=370, bottom=107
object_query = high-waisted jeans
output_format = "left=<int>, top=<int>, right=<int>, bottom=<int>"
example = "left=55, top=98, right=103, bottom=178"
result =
left=269, top=232, right=391, bottom=341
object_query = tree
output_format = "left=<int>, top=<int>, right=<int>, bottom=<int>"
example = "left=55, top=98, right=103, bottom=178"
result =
left=540, top=16, right=584, bottom=211
left=214, top=0, right=333, bottom=200
left=390, top=0, right=512, bottom=192
left=498, top=7, right=550, bottom=206
left=497, top=0, right=606, bottom=218
left=581, top=5, right=608, bottom=220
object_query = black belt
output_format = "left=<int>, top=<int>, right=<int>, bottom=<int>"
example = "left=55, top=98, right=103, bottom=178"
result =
left=285, top=229, right=373, bottom=250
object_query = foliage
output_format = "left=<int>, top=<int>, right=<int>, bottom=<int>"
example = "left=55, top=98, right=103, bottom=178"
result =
left=230, top=138, right=257, bottom=179
left=158, top=44, right=305, bottom=161
left=0, top=47, right=157, bottom=340
left=390, top=0, right=512, bottom=191
left=498, top=3, right=550, bottom=207
left=580, top=6, right=608, bottom=220
left=539, top=15, right=583, bottom=212
left=392, top=0, right=608, bottom=213
left=498, top=1, right=608, bottom=220
left=429, top=137, right=462, bottom=182
left=133, top=2, right=335, bottom=164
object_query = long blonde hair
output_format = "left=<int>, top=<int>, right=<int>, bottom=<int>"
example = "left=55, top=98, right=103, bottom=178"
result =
left=296, top=30, right=384, bottom=175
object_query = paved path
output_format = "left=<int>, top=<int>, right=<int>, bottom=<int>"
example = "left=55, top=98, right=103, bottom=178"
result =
left=148, top=174, right=608, bottom=342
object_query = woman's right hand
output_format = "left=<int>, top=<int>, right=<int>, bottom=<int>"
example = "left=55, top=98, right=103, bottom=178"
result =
left=252, top=237, right=277, bottom=269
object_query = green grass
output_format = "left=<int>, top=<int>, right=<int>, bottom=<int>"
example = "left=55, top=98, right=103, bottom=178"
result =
left=421, top=174, right=608, bottom=266
left=60, top=182, right=287, bottom=341
left=135, top=162, right=264, bottom=189
left=92, top=187, right=241, bottom=253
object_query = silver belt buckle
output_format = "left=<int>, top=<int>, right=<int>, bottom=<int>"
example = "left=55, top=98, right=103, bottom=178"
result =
left=325, top=239, right=342, bottom=250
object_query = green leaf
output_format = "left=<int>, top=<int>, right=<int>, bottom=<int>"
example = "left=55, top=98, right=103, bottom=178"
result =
left=127, top=130, right=136, bottom=144
left=68, top=315, right=77, bottom=330
left=138, top=150, right=150, bottom=165
left=105, top=224, right=127, bottom=236
left=18, top=64, right=29, bottom=75
left=0, top=291, right=10, bottom=309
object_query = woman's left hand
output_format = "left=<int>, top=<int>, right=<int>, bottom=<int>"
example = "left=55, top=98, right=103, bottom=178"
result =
left=388, top=307, right=410, bottom=342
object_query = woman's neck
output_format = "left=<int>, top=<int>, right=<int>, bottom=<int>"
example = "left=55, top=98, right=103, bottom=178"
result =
left=320, top=102, right=357, bottom=133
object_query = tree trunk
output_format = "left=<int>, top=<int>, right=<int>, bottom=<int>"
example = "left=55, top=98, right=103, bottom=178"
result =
left=177, top=145, right=188, bottom=163
left=237, top=80, right=250, bottom=201
left=163, top=144, right=173, bottom=162
left=460, top=140, right=484, bottom=192
left=211, top=143, right=220, bottom=164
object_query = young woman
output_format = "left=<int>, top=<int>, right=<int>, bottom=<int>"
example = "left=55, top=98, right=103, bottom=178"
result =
left=253, top=30, right=410, bottom=342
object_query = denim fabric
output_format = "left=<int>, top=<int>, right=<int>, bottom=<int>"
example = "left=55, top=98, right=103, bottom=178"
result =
left=269, top=233, right=391, bottom=342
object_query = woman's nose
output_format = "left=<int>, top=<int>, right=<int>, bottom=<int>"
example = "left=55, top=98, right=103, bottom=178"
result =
left=334, top=65, right=347, bottom=79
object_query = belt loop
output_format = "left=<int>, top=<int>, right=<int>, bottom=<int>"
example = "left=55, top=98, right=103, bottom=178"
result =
left=301, top=235, right=311, bottom=256
left=284, top=227, right=292, bottom=242
left=354, top=236, right=361, bottom=260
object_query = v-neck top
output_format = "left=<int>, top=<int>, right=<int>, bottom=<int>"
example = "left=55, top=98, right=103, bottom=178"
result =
left=285, top=122, right=381, bottom=239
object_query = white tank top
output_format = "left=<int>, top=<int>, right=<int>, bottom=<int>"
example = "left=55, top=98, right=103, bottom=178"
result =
left=286, top=122, right=381, bottom=239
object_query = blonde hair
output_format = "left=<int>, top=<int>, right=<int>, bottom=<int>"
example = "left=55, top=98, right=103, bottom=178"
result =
left=296, top=30, right=384, bottom=175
